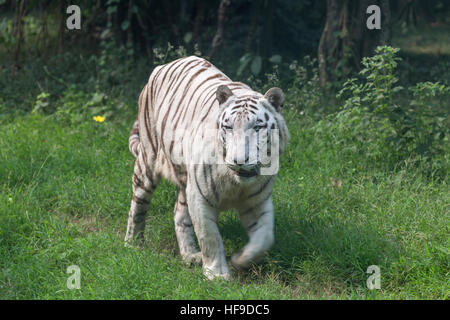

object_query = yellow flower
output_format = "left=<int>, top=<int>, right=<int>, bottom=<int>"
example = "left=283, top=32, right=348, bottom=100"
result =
left=93, top=115, right=105, bottom=123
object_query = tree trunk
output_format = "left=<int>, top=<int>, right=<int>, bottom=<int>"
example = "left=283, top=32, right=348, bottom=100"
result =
left=318, top=0, right=391, bottom=88
left=12, top=0, right=27, bottom=76
left=262, top=0, right=274, bottom=58
left=208, top=0, right=231, bottom=59
left=193, top=0, right=206, bottom=45
left=244, top=0, right=261, bottom=53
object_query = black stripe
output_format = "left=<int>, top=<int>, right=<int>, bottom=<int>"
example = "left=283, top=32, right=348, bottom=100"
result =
left=190, top=89, right=218, bottom=143
left=248, top=177, right=273, bottom=199
left=209, top=165, right=219, bottom=202
left=140, top=148, right=155, bottom=188
left=174, top=66, right=210, bottom=128
left=197, top=87, right=220, bottom=124
left=133, top=173, right=150, bottom=192
left=189, top=74, right=224, bottom=123
left=154, top=59, right=191, bottom=122
left=151, top=66, right=166, bottom=100
left=143, top=90, right=157, bottom=154
left=159, top=63, right=203, bottom=151
left=258, top=210, right=270, bottom=218
left=170, top=61, right=207, bottom=133
left=247, top=222, right=257, bottom=230
left=194, top=165, right=214, bottom=207
left=168, top=60, right=205, bottom=123
left=154, top=57, right=188, bottom=101
left=133, top=194, right=150, bottom=205
left=158, top=59, right=201, bottom=125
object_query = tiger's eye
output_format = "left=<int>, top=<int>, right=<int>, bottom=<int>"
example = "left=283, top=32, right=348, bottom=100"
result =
left=254, top=124, right=267, bottom=132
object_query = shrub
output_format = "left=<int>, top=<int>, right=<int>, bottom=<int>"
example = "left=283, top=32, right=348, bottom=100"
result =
left=316, top=46, right=449, bottom=175
left=285, top=56, right=323, bottom=117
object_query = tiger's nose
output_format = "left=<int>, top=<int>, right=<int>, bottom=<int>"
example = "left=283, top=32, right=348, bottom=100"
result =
left=226, top=155, right=259, bottom=171
left=234, top=154, right=249, bottom=165
left=225, top=133, right=259, bottom=169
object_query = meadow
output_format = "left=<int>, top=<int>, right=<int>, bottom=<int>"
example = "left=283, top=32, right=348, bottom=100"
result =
left=0, top=102, right=447, bottom=299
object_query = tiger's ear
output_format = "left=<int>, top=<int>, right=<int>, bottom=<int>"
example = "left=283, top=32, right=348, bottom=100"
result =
left=264, top=87, right=285, bottom=112
left=216, top=85, right=234, bottom=104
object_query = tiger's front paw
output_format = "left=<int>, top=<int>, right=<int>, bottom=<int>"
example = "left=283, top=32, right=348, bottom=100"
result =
left=231, top=250, right=263, bottom=270
left=124, top=236, right=145, bottom=249
left=182, top=252, right=203, bottom=266
left=203, top=266, right=232, bottom=281
left=231, top=251, right=251, bottom=270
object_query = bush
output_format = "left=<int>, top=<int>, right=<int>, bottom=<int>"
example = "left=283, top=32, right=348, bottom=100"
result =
left=286, top=56, right=322, bottom=117
left=315, top=46, right=449, bottom=176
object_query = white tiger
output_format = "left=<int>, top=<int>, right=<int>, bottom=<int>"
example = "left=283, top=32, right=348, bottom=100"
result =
left=125, top=56, right=289, bottom=280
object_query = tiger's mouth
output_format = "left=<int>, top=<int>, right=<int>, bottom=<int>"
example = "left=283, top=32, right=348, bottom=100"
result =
left=232, top=168, right=259, bottom=178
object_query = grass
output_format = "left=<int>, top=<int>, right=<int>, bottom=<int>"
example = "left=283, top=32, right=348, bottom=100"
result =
left=392, top=23, right=450, bottom=56
left=0, top=111, right=448, bottom=299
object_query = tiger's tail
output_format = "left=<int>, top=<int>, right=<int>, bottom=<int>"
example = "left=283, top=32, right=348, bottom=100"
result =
left=129, top=119, right=140, bottom=158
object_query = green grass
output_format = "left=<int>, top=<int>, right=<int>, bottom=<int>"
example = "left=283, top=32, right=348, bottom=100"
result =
left=0, top=112, right=448, bottom=299
left=392, top=23, right=450, bottom=56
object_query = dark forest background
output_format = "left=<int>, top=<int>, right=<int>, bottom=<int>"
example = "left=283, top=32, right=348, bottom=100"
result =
left=2, top=0, right=450, bottom=83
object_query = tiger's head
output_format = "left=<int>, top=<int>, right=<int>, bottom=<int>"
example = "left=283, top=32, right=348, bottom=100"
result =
left=216, top=85, right=289, bottom=182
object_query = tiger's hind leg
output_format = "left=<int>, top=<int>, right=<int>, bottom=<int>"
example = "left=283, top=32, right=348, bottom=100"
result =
left=125, top=150, right=159, bottom=246
left=174, top=189, right=202, bottom=265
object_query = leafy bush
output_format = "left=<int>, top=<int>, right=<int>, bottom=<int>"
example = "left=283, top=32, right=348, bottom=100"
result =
left=151, top=42, right=201, bottom=66
left=316, top=46, right=449, bottom=175
left=407, top=82, right=449, bottom=158
left=285, top=56, right=322, bottom=116
left=25, top=42, right=198, bottom=126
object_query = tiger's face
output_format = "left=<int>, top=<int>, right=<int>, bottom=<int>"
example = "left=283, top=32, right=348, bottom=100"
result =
left=216, top=85, right=285, bottom=181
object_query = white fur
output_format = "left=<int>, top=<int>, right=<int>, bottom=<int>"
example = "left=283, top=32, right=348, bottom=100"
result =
left=124, top=56, right=289, bottom=280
